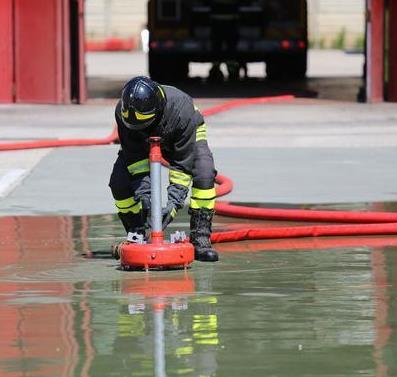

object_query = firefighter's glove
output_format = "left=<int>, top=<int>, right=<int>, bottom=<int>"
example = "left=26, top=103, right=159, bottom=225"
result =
left=161, top=203, right=178, bottom=230
left=167, top=183, right=189, bottom=210
left=134, top=175, right=151, bottom=224
left=161, top=184, right=189, bottom=230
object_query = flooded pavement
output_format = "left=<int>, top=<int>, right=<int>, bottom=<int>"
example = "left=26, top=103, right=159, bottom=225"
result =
left=1, top=210, right=397, bottom=377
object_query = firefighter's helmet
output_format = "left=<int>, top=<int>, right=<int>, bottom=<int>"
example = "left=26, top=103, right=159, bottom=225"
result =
left=120, top=76, right=166, bottom=131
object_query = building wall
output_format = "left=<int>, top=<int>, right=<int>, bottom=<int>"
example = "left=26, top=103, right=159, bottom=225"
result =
left=308, top=0, right=365, bottom=49
left=85, top=0, right=365, bottom=49
left=85, top=0, right=147, bottom=42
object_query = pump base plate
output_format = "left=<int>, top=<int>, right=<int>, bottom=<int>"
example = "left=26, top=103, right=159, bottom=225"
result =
left=119, top=241, right=195, bottom=270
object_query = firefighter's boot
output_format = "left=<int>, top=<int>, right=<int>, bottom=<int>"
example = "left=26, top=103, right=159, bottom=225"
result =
left=112, top=212, right=146, bottom=260
left=189, top=208, right=219, bottom=262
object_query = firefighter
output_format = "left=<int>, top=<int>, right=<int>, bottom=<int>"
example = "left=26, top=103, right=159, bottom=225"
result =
left=109, top=76, right=218, bottom=262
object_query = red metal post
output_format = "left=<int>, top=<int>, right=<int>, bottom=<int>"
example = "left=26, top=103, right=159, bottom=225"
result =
left=77, top=0, right=87, bottom=103
left=387, top=1, right=397, bottom=102
left=0, top=0, right=14, bottom=103
left=366, top=0, right=385, bottom=102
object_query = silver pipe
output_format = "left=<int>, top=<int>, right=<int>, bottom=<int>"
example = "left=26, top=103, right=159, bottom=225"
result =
left=150, top=161, right=162, bottom=232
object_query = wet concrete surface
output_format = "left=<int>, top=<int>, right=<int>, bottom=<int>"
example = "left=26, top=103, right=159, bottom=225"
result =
left=1, top=205, right=397, bottom=377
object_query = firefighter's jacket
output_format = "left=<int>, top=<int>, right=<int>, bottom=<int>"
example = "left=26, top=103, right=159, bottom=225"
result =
left=115, top=85, right=204, bottom=188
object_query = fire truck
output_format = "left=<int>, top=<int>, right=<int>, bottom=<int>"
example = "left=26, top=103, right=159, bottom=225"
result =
left=147, top=0, right=308, bottom=81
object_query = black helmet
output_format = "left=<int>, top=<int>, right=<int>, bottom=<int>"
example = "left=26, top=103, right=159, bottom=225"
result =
left=120, top=76, right=166, bottom=131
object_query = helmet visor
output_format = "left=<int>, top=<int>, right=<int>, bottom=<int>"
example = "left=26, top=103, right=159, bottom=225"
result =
left=121, top=110, right=158, bottom=130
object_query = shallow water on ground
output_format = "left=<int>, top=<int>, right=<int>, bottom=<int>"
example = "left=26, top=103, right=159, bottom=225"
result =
left=1, top=207, right=397, bottom=377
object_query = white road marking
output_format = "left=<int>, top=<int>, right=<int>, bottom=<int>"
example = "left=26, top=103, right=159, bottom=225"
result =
left=0, top=169, right=27, bottom=197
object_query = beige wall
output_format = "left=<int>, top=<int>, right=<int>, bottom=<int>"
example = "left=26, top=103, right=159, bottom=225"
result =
left=308, top=0, right=365, bottom=48
left=85, top=0, right=147, bottom=41
left=85, top=0, right=365, bottom=49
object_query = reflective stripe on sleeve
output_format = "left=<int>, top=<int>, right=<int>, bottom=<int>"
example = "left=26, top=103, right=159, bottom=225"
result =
left=115, top=197, right=142, bottom=214
left=169, top=169, right=192, bottom=188
left=196, top=123, right=207, bottom=142
left=127, top=159, right=149, bottom=176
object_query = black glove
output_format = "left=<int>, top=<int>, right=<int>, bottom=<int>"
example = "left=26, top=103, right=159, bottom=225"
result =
left=167, top=183, right=189, bottom=210
left=161, top=184, right=189, bottom=230
left=134, top=175, right=151, bottom=224
left=161, top=203, right=178, bottom=230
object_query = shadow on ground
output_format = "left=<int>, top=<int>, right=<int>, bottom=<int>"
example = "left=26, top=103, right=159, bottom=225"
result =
left=88, top=76, right=364, bottom=102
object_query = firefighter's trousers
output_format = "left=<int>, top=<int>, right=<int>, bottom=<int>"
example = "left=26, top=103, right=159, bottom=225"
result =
left=109, top=140, right=217, bottom=215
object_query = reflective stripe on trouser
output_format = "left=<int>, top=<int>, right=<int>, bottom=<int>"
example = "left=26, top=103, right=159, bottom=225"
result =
left=127, top=159, right=149, bottom=176
left=169, top=169, right=192, bottom=188
left=115, top=197, right=142, bottom=214
left=190, top=187, right=216, bottom=209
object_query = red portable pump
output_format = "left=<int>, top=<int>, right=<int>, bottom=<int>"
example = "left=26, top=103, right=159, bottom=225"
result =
left=118, top=137, right=194, bottom=271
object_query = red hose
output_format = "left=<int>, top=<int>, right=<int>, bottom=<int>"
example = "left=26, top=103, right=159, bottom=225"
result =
left=213, top=174, right=397, bottom=242
left=0, top=95, right=293, bottom=152
left=211, top=223, right=397, bottom=243
left=215, top=201, right=397, bottom=223
left=0, top=127, right=119, bottom=151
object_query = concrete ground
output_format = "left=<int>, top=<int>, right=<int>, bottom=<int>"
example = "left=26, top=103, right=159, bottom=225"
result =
left=1, top=98, right=397, bottom=216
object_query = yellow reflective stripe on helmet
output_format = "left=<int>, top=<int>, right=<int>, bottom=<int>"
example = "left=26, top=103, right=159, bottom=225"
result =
left=158, top=85, right=166, bottom=99
left=191, top=187, right=216, bottom=199
left=169, top=169, right=192, bottom=187
left=190, top=197, right=215, bottom=209
left=135, top=111, right=155, bottom=120
left=121, top=109, right=129, bottom=118
left=196, top=123, right=207, bottom=142
left=115, top=197, right=142, bottom=214
left=127, top=159, right=150, bottom=175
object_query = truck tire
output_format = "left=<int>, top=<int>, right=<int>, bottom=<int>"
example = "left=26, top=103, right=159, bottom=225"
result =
left=266, top=52, right=307, bottom=80
left=149, top=53, right=189, bottom=82
left=148, top=53, right=167, bottom=81
left=289, top=52, right=307, bottom=79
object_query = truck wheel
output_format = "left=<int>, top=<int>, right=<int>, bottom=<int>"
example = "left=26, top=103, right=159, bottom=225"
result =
left=167, top=59, right=189, bottom=82
left=149, top=54, right=189, bottom=82
left=148, top=53, right=167, bottom=81
left=266, top=57, right=285, bottom=80
left=266, top=53, right=307, bottom=80
left=289, top=53, right=307, bottom=79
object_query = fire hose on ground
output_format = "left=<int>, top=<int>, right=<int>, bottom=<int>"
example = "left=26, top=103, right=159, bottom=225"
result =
left=2, top=95, right=397, bottom=246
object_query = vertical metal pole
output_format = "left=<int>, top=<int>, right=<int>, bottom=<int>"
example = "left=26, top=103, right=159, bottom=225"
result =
left=149, top=137, right=163, bottom=241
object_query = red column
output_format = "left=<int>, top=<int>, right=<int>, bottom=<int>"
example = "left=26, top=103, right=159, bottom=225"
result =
left=77, top=0, right=87, bottom=103
left=387, top=1, right=397, bottom=102
left=366, top=0, right=385, bottom=102
left=14, top=0, right=70, bottom=103
left=0, top=0, right=14, bottom=103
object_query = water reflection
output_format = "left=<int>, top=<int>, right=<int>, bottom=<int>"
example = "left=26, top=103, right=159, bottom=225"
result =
left=1, top=213, right=397, bottom=376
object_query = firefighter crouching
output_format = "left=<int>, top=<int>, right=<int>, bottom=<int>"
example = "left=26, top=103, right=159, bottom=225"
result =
left=109, top=76, right=219, bottom=262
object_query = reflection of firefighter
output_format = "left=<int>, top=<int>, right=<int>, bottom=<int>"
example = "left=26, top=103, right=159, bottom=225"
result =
left=109, top=76, right=218, bottom=261
left=121, top=274, right=219, bottom=377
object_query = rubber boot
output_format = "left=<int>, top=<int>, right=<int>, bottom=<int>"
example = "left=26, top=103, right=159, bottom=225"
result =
left=112, top=212, right=146, bottom=260
left=189, top=208, right=219, bottom=262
